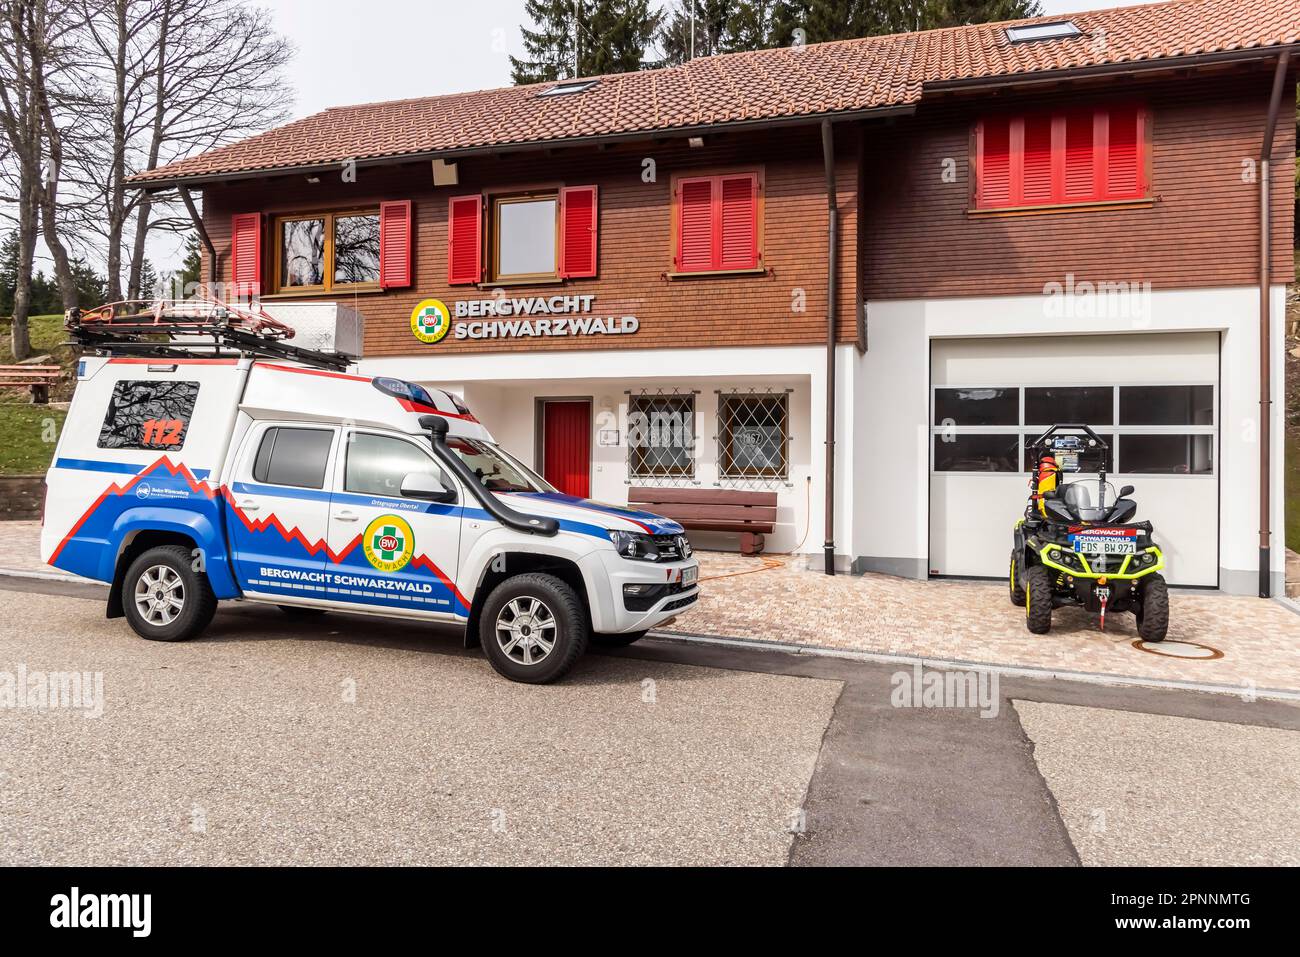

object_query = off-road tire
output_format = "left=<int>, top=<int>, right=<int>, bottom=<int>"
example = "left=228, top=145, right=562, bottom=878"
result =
left=121, top=544, right=217, bottom=642
left=1136, top=574, right=1169, bottom=642
left=591, top=630, right=649, bottom=648
left=1024, top=565, right=1053, bottom=635
left=1009, top=551, right=1026, bottom=607
left=479, top=573, right=589, bottom=684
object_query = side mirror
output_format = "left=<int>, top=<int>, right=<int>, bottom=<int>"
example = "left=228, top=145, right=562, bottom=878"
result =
left=400, top=471, right=455, bottom=502
left=1119, top=485, right=1135, bottom=498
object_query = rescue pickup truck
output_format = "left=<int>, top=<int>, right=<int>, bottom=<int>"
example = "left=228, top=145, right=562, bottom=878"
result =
left=42, top=303, right=699, bottom=683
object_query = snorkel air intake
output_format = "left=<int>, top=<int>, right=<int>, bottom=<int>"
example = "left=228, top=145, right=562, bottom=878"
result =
left=419, top=414, right=558, bottom=536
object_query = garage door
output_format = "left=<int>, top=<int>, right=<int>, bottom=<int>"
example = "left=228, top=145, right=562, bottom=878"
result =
left=929, top=333, right=1218, bottom=587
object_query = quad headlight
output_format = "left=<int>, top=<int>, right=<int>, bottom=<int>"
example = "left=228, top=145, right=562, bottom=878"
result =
left=1045, top=547, right=1086, bottom=572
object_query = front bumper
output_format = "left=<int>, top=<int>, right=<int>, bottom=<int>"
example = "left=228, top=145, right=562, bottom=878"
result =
left=580, top=549, right=701, bottom=633
left=1032, top=540, right=1164, bottom=581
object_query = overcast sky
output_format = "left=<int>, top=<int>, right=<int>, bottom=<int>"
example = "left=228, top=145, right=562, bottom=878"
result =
left=128, top=0, right=1164, bottom=273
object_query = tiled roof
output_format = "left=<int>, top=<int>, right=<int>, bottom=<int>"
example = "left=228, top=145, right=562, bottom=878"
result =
left=132, top=0, right=1300, bottom=186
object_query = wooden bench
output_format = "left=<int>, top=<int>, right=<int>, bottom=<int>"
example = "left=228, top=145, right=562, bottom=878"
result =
left=0, top=364, right=62, bottom=404
left=629, top=487, right=778, bottom=555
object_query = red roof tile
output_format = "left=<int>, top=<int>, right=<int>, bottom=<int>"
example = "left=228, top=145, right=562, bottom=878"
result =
left=132, top=0, right=1300, bottom=186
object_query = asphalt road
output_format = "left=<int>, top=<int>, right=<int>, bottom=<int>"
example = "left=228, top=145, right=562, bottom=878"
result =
left=2, top=575, right=1298, bottom=866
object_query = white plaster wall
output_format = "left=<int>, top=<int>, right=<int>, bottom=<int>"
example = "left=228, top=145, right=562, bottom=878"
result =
left=854, top=286, right=1287, bottom=594
left=361, top=346, right=831, bottom=556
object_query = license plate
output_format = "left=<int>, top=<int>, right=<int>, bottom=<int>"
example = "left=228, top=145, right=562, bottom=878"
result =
left=680, top=565, right=698, bottom=586
left=1070, top=535, right=1136, bottom=555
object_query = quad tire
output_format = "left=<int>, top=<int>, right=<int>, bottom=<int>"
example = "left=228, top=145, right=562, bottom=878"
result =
left=121, top=544, right=217, bottom=642
left=1024, top=565, right=1053, bottom=635
left=479, top=573, right=589, bottom=684
left=1136, top=573, right=1169, bottom=642
left=1009, top=551, right=1026, bottom=607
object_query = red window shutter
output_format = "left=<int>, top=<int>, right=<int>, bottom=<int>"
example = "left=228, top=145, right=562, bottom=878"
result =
left=676, top=178, right=715, bottom=272
left=447, top=194, right=483, bottom=285
left=718, top=174, right=758, bottom=270
left=1063, top=109, right=1097, bottom=201
left=1021, top=115, right=1054, bottom=205
left=230, top=213, right=261, bottom=298
left=1106, top=104, right=1143, bottom=198
left=558, top=185, right=598, bottom=279
left=378, top=200, right=412, bottom=288
left=978, top=118, right=1012, bottom=207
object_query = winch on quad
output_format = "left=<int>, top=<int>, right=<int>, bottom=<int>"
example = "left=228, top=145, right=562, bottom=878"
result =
left=1009, top=424, right=1168, bottom=641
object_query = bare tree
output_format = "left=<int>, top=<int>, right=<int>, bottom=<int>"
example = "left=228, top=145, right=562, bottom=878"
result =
left=71, top=0, right=293, bottom=301
left=0, top=1, right=50, bottom=357
left=1, top=0, right=96, bottom=352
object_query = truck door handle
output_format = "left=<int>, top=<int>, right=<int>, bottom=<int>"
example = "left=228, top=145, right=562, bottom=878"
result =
left=335, top=511, right=358, bottom=523
left=239, top=500, right=260, bottom=512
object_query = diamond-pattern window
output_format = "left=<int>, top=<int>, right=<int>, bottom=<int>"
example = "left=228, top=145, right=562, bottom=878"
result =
left=628, top=391, right=696, bottom=482
left=718, top=391, right=789, bottom=482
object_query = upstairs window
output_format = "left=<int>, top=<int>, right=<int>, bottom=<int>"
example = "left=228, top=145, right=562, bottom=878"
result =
left=269, top=202, right=412, bottom=294
left=448, top=186, right=597, bottom=285
left=974, top=104, right=1148, bottom=211
left=275, top=210, right=379, bottom=292
left=672, top=172, right=761, bottom=274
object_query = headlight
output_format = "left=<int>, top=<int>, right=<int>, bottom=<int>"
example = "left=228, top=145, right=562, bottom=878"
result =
left=608, top=530, right=678, bottom=562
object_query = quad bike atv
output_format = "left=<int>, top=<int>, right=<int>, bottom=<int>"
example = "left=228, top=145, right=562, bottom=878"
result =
left=1010, top=425, right=1168, bottom=641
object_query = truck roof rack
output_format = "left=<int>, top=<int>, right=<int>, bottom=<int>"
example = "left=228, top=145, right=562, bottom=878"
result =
left=65, top=297, right=353, bottom=371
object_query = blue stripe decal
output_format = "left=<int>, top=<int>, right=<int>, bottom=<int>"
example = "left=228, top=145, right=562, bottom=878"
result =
left=55, top=457, right=210, bottom=480
left=506, top=491, right=684, bottom=534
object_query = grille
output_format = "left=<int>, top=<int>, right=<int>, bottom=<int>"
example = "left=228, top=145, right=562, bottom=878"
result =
left=650, top=534, right=689, bottom=562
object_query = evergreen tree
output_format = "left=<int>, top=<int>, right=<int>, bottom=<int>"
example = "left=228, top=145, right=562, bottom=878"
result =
left=722, top=0, right=1044, bottom=49
left=511, top=0, right=579, bottom=83
left=511, top=1, right=663, bottom=84
left=658, top=1, right=734, bottom=65
left=0, top=232, right=17, bottom=318
left=586, top=1, right=665, bottom=76
left=179, top=233, right=203, bottom=294
left=925, top=0, right=1042, bottom=29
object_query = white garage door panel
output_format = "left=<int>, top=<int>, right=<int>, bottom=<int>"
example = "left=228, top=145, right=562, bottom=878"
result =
left=930, top=334, right=1219, bottom=588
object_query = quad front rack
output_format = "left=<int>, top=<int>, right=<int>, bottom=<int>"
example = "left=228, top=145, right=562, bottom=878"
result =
left=65, top=297, right=353, bottom=371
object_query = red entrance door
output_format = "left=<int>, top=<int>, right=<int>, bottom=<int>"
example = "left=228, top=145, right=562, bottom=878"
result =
left=541, top=400, right=591, bottom=498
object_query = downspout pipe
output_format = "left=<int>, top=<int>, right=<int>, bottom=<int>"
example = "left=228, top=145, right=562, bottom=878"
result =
left=821, top=119, right=838, bottom=576
left=179, top=186, right=218, bottom=284
left=1258, top=51, right=1290, bottom=599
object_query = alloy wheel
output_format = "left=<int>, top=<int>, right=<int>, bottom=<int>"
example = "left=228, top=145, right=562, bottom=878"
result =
left=495, top=595, right=558, bottom=666
left=134, top=564, right=186, bottom=627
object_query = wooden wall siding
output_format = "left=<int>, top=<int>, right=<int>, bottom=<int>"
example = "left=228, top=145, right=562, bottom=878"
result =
left=860, top=71, right=1296, bottom=301
left=201, top=126, right=861, bottom=356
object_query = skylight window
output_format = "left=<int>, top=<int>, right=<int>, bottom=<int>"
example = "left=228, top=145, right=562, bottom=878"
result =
left=537, top=79, right=599, bottom=98
left=1006, top=20, right=1082, bottom=43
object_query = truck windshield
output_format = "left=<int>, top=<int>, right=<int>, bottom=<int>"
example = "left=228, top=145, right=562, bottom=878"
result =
left=446, top=437, right=554, bottom=493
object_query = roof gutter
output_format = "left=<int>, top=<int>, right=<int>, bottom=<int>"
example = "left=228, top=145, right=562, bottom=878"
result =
left=1257, top=50, right=1291, bottom=599
left=923, top=44, right=1300, bottom=95
left=128, top=104, right=916, bottom=192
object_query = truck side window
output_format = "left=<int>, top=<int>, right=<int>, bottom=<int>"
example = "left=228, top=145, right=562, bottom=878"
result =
left=252, top=427, right=333, bottom=489
left=97, top=379, right=200, bottom=450
left=345, top=432, right=446, bottom=497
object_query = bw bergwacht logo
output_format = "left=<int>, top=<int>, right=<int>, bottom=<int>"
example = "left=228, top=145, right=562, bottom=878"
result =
left=411, top=299, right=451, bottom=344
left=362, top=515, right=416, bottom=572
